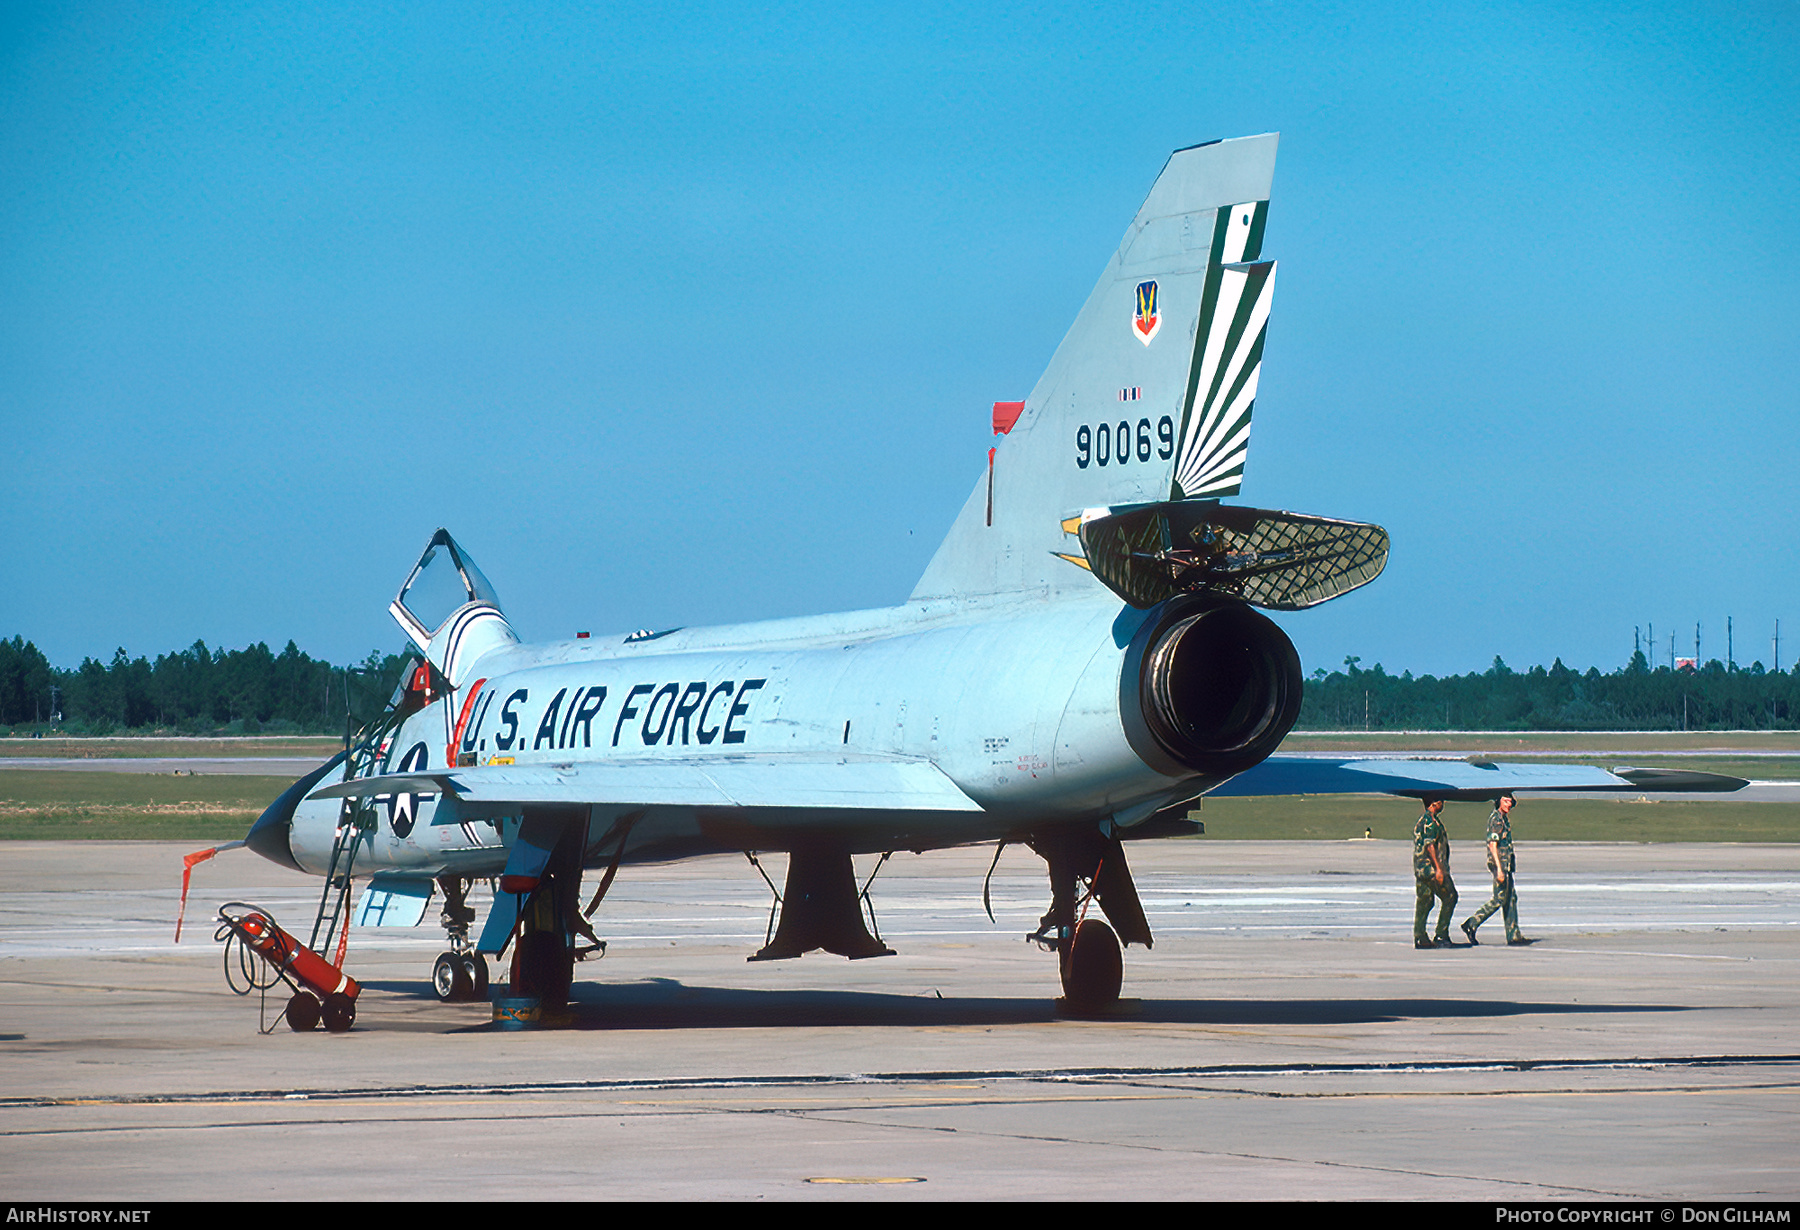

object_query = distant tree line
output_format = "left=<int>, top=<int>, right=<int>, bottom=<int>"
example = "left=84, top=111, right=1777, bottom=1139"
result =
left=0, top=635, right=409, bottom=735
left=1303, top=652, right=1800, bottom=731
left=6, top=632, right=1800, bottom=735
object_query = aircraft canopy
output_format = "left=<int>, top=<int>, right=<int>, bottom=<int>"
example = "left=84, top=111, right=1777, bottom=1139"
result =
left=390, top=529, right=504, bottom=651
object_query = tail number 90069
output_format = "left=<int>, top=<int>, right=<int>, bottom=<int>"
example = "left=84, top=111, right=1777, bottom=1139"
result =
left=1077, top=416, right=1174, bottom=469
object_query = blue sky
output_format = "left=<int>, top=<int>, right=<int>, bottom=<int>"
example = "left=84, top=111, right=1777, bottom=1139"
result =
left=4, top=2, right=1796, bottom=677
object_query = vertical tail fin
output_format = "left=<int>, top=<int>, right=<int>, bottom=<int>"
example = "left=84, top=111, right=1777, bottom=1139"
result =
left=912, top=135, right=1280, bottom=604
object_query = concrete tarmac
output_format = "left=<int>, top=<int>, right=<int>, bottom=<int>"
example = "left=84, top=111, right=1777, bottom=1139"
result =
left=2, top=839, right=1797, bottom=1201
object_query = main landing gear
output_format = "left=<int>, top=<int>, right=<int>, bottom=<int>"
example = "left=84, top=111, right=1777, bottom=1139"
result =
left=1059, top=918, right=1124, bottom=1009
left=504, top=807, right=604, bottom=1013
left=1028, top=829, right=1153, bottom=1013
left=430, top=875, right=489, bottom=1003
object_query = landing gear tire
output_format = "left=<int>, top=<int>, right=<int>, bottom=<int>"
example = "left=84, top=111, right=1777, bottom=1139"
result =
left=321, top=992, right=356, bottom=1033
left=1060, top=918, right=1122, bottom=1011
left=462, top=953, right=489, bottom=1002
left=285, top=992, right=320, bottom=1032
left=433, top=951, right=473, bottom=1002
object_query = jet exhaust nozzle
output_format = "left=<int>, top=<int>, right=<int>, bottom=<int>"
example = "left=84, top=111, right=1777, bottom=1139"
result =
left=1121, top=597, right=1302, bottom=778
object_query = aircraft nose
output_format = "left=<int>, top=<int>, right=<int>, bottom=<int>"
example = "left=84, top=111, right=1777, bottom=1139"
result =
left=245, top=751, right=345, bottom=872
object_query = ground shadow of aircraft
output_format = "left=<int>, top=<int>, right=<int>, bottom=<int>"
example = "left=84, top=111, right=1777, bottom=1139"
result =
left=355, top=977, right=1692, bottom=1033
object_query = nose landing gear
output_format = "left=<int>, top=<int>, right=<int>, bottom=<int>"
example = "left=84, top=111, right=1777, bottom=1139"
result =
left=430, top=876, right=490, bottom=1003
left=432, top=949, right=489, bottom=1002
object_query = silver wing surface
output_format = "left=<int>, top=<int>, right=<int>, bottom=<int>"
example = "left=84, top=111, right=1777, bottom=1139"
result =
left=1208, top=757, right=1749, bottom=803
left=309, top=753, right=982, bottom=816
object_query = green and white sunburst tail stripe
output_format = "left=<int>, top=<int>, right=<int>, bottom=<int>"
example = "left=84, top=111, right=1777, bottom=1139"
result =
left=1173, top=200, right=1276, bottom=500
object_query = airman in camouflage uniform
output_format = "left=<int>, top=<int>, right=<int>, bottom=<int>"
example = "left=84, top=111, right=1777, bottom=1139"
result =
left=1462, top=793, right=1529, bottom=945
left=1413, top=798, right=1457, bottom=948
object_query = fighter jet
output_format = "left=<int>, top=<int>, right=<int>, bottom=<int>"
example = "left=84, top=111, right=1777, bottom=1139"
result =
left=239, top=135, right=1742, bottom=1021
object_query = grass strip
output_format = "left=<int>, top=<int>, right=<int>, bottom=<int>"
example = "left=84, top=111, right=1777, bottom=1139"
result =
left=1189, top=795, right=1800, bottom=842
left=0, top=772, right=294, bottom=840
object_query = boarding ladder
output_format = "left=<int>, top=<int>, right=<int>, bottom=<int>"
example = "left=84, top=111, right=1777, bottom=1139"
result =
left=307, top=706, right=408, bottom=958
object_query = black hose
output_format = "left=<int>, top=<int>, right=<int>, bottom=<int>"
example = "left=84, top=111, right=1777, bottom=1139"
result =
left=215, top=902, right=287, bottom=995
